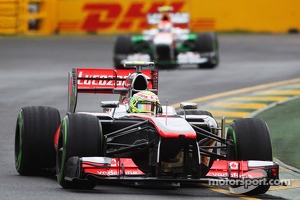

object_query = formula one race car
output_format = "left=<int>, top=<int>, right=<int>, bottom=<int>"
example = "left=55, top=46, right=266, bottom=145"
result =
left=113, top=6, right=219, bottom=69
left=15, top=61, right=279, bottom=195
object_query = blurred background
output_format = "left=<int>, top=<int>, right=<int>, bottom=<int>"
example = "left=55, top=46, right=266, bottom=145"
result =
left=0, top=0, right=299, bottom=35
left=1, top=1, right=300, bottom=199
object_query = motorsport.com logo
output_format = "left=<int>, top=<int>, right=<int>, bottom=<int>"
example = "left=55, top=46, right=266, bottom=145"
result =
left=208, top=169, right=291, bottom=194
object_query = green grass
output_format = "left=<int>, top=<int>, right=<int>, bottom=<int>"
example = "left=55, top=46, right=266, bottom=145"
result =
left=254, top=97, right=300, bottom=168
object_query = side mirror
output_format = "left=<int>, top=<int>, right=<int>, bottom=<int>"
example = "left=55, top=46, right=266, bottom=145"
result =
left=180, top=102, right=197, bottom=110
left=180, top=102, right=197, bottom=119
left=100, top=101, right=119, bottom=108
left=100, top=101, right=119, bottom=119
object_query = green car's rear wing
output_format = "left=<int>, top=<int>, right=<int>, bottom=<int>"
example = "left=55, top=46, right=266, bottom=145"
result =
left=147, top=12, right=190, bottom=29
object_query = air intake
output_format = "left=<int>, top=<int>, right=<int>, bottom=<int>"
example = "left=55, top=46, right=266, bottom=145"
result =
left=132, top=74, right=148, bottom=91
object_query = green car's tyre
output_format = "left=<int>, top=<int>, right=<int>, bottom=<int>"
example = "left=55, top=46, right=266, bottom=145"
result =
left=226, top=118, right=273, bottom=195
left=15, top=106, right=61, bottom=175
left=195, top=32, right=219, bottom=69
left=113, top=35, right=133, bottom=69
left=56, top=113, right=104, bottom=189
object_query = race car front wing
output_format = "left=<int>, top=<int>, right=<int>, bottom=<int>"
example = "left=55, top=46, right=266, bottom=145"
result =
left=63, top=156, right=280, bottom=185
left=123, top=52, right=209, bottom=65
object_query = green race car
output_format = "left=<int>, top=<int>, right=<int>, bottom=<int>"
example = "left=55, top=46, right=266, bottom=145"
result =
left=113, top=9, right=219, bottom=69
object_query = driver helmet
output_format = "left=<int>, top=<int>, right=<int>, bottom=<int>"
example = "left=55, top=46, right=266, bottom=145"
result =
left=158, top=21, right=173, bottom=32
left=129, top=90, right=161, bottom=114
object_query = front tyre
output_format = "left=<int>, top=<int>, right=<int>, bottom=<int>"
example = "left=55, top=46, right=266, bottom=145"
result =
left=226, top=118, right=273, bottom=195
left=15, top=106, right=61, bottom=175
left=113, top=35, right=133, bottom=69
left=57, top=113, right=104, bottom=189
left=195, top=32, right=219, bottom=69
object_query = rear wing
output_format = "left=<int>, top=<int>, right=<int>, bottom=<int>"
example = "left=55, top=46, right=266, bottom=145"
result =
left=147, top=12, right=190, bottom=28
left=68, top=63, right=158, bottom=113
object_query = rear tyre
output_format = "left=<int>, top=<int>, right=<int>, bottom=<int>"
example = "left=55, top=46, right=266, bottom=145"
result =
left=57, top=113, right=104, bottom=189
left=195, top=32, right=219, bottom=69
left=15, top=106, right=61, bottom=175
left=113, top=35, right=133, bottom=69
left=226, top=118, right=272, bottom=195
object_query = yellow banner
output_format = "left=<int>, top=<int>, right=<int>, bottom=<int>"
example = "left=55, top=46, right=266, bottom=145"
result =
left=190, top=0, right=300, bottom=33
left=3, top=0, right=298, bottom=35
left=57, top=0, right=190, bottom=34
left=0, top=0, right=58, bottom=35
left=57, top=0, right=300, bottom=34
left=58, top=0, right=300, bottom=34
left=0, top=0, right=19, bottom=34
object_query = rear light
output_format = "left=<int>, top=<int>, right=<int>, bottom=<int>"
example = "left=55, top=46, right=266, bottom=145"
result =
left=271, top=166, right=279, bottom=179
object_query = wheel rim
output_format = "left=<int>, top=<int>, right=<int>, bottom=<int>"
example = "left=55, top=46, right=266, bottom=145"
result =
left=226, top=126, right=237, bottom=160
left=57, top=118, right=67, bottom=183
left=15, top=111, right=23, bottom=172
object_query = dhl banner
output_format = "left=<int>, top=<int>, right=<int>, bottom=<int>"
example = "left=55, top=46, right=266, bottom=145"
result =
left=58, top=0, right=300, bottom=34
left=57, top=0, right=300, bottom=34
left=57, top=0, right=190, bottom=34
left=0, top=0, right=299, bottom=35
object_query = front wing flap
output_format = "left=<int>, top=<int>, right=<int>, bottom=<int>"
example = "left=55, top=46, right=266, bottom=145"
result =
left=123, top=53, right=208, bottom=65
left=206, top=160, right=279, bottom=182
left=63, top=157, right=280, bottom=185
left=82, top=157, right=145, bottom=177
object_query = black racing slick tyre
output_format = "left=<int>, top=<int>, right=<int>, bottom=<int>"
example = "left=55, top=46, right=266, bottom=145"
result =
left=226, top=118, right=273, bottom=195
left=113, top=35, right=133, bottom=69
left=15, top=106, right=61, bottom=175
left=56, top=113, right=104, bottom=189
left=195, top=32, right=219, bottom=69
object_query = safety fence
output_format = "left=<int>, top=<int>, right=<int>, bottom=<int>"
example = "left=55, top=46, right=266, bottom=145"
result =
left=0, top=0, right=299, bottom=35
left=0, top=0, right=56, bottom=35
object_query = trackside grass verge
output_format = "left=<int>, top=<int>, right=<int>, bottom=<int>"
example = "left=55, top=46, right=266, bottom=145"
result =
left=254, top=96, right=300, bottom=169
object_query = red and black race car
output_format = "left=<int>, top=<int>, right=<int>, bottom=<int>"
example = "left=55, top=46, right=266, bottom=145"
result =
left=15, top=61, right=279, bottom=194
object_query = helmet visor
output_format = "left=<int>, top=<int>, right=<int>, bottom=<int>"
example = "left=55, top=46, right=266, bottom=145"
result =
left=136, top=101, right=158, bottom=113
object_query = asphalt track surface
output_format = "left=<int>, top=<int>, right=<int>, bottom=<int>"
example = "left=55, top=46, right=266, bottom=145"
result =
left=1, top=34, right=300, bottom=200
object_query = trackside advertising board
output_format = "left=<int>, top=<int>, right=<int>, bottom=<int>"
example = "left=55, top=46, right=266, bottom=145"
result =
left=13, top=0, right=299, bottom=34
left=57, top=0, right=189, bottom=34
